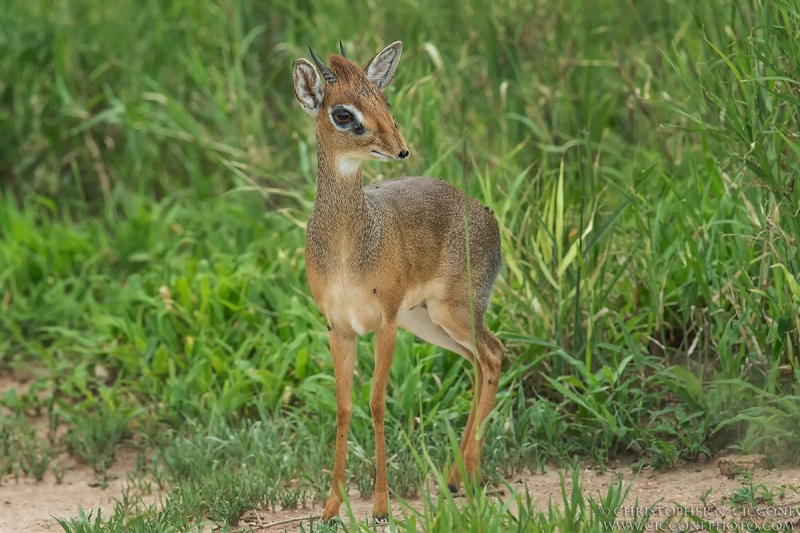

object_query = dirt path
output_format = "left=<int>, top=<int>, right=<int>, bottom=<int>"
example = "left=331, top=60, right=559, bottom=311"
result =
left=0, top=452, right=161, bottom=532
left=3, top=456, right=798, bottom=532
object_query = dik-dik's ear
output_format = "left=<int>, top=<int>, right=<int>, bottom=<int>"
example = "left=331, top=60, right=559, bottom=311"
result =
left=293, top=58, right=323, bottom=116
left=363, top=41, right=402, bottom=91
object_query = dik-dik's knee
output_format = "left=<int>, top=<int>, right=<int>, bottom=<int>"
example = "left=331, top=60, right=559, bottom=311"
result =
left=369, top=396, right=386, bottom=421
left=337, top=402, right=353, bottom=421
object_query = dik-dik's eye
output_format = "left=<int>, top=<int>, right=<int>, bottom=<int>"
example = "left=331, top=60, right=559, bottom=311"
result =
left=333, top=110, right=351, bottom=124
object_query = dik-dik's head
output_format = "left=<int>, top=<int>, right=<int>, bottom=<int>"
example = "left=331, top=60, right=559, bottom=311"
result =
left=292, top=41, right=409, bottom=172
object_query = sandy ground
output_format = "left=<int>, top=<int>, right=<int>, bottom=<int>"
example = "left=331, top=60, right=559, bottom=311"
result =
left=1, top=373, right=163, bottom=532
left=0, top=452, right=162, bottom=532
left=3, top=453, right=798, bottom=532
left=2, top=373, right=799, bottom=532
left=242, top=459, right=800, bottom=532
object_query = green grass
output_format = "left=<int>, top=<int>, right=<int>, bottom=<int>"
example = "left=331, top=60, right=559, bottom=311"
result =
left=1, top=0, right=799, bottom=530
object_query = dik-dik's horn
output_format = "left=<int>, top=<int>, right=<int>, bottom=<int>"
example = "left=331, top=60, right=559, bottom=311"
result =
left=309, top=46, right=337, bottom=84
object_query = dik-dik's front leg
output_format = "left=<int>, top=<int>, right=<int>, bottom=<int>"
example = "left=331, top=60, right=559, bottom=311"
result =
left=371, top=317, right=397, bottom=522
left=322, top=330, right=357, bottom=521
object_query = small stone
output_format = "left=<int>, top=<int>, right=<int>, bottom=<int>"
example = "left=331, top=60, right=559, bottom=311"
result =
left=715, top=454, right=767, bottom=477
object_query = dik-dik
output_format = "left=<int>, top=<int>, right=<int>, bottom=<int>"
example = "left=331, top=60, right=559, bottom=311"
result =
left=292, top=40, right=504, bottom=522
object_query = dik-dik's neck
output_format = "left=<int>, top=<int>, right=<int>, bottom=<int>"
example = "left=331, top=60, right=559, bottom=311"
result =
left=307, top=135, right=375, bottom=257
left=313, top=140, right=365, bottom=217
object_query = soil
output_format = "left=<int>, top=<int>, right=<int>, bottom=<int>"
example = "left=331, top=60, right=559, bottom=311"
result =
left=1, top=372, right=163, bottom=532
left=0, top=451, right=162, bottom=532
left=240, top=460, right=800, bottom=532
left=3, top=452, right=799, bottom=533
left=2, top=373, right=799, bottom=532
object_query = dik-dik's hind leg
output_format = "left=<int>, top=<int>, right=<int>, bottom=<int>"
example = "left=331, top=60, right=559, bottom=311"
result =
left=468, top=326, right=504, bottom=477
left=397, top=304, right=473, bottom=361
left=398, top=303, right=481, bottom=490
left=322, top=331, right=357, bottom=521
left=430, top=313, right=503, bottom=492
left=454, top=363, right=481, bottom=483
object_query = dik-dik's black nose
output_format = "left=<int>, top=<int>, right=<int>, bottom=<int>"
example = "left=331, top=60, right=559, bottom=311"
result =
left=398, top=150, right=410, bottom=159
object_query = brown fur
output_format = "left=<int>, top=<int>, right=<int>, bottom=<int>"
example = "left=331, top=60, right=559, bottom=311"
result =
left=293, top=42, right=505, bottom=522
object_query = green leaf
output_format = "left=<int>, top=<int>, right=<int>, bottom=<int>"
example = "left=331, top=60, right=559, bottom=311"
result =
left=772, top=264, right=800, bottom=301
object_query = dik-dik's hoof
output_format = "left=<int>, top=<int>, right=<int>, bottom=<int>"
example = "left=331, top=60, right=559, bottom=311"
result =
left=373, top=515, right=389, bottom=525
left=322, top=515, right=342, bottom=526
left=321, top=502, right=341, bottom=523
left=446, top=475, right=487, bottom=495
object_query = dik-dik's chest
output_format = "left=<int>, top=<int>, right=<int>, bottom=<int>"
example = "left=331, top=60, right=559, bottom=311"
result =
left=305, top=223, right=387, bottom=335
left=312, top=274, right=383, bottom=336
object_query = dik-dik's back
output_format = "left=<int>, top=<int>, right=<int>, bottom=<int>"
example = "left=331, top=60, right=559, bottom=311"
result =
left=360, top=176, right=502, bottom=308
left=292, top=40, right=505, bottom=522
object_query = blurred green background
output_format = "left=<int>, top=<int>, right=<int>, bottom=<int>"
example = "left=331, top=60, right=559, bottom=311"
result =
left=1, top=0, right=799, bottom=527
